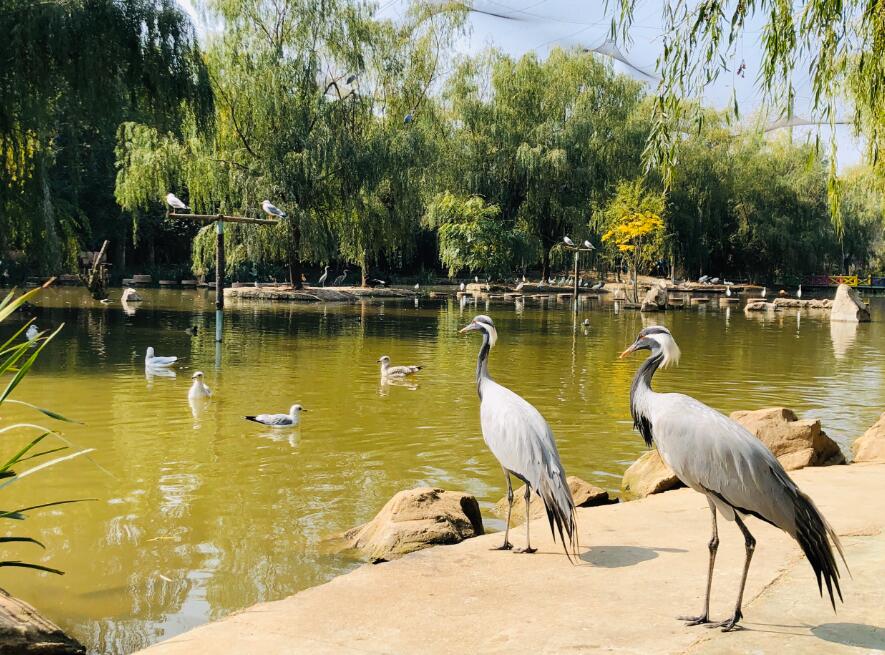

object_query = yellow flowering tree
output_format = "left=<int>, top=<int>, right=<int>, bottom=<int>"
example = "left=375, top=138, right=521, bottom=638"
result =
left=599, top=179, right=666, bottom=301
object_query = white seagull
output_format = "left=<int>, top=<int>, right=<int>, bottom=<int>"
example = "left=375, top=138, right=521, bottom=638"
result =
left=583, top=240, right=594, bottom=250
left=244, top=404, right=306, bottom=427
left=166, top=193, right=187, bottom=211
left=563, top=236, right=575, bottom=247
left=261, top=200, right=287, bottom=218
left=25, top=324, right=39, bottom=341
left=378, top=355, right=422, bottom=378
left=188, top=371, right=211, bottom=400
left=145, top=346, right=177, bottom=368
left=460, top=282, right=466, bottom=292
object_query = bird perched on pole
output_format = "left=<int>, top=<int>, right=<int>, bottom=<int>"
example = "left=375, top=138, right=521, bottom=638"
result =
left=261, top=200, right=287, bottom=218
left=318, top=265, right=330, bottom=287
left=583, top=240, right=594, bottom=250
left=563, top=236, right=575, bottom=247
left=165, top=193, right=187, bottom=211
left=619, top=326, right=845, bottom=631
left=460, top=315, right=577, bottom=556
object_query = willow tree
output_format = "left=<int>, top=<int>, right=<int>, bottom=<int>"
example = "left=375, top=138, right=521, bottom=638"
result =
left=0, top=0, right=211, bottom=275
left=440, top=47, right=649, bottom=279
left=611, top=0, right=885, bottom=221
left=116, top=0, right=463, bottom=287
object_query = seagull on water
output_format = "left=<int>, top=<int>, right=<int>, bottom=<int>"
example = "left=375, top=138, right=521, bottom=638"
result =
left=261, top=200, right=287, bottom=218
left=145, top=347, right=177, bottom=368
left=165, top=193, right=187, bottom=211
left=244, top=404, right=306, bottom=427
left=188, top=371, right=211, bottom=400
left=25, top=324, right=39, bottom=341
left=378, top=355, right=422, bottom=378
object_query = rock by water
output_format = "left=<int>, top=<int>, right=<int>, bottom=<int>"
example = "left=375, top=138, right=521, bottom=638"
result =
left=494, top=476, right=615, bottom=524
left=852, top=412, right=885, bottom=463
left=339, top=487, right=483, bottom=563
left=0, top=588, right=85, bottom=654
left=621, top=450, right=683, bottom=500
left=730, top=407, right=845, bottom=469
left=830, top=284, right=870, bottom=322
left=640, top=284, right=668, bottom=312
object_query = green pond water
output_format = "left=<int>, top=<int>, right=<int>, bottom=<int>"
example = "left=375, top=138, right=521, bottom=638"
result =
left=3, top=287, right=883, bottom=654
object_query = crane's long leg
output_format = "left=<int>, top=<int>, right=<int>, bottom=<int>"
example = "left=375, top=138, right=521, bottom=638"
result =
left=492, top=470, right=513, bottom=551
left=679, top=498, right=719, bottom=625
left=514, top=485, right=537, bottom=554
left=707, top=513, right=755, bottom=632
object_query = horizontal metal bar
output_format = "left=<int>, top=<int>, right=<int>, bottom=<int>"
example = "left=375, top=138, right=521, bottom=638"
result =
left=167, top=212, right=280, bottom=225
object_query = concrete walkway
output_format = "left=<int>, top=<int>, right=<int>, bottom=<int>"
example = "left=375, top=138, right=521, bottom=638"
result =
left=137, top=463, right=885, bottom=655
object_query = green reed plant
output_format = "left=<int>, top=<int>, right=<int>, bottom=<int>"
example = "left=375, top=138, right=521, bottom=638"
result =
left=0, top=283, right=93, bottom=574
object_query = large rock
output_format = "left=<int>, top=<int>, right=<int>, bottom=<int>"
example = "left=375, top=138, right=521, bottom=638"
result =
left=0, top=588, right=85, bottom=654
left=621, top=450, right=683, bottom=500
left=730, top=407, right=846, bottom=470
left=852, top=412, right=885, bottom=463
left=494, top=476, right=615, bottom=525
left=830, top=283, right=870, bottom=322
left=340, top=488, right=483, bottom=562
left=640, top=284, right=668, bottom=312
left=744, top=300, right=778, bottom=312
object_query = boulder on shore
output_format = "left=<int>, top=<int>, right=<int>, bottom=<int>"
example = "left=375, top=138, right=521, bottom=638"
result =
left=852, top=412, right=885, bottom=463
left=339, top=487, right=483, bottom=563
left=494, top=476, right=615, bottom=524
left=621, top=450, right=683, bottom=500
left=0, top=588, right=85, bottom=654
left=730, top=407, right=846, bottom=470
left=121, top=287, right=142, bottom=302
left=744, top=300, right=778, bottom=312
left=640, top=284, right=668, bottom=312
left=830, top=283, right=870, bottom=322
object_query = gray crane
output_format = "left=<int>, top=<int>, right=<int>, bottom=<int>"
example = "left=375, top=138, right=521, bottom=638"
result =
left=460, top=315, right=577, bottom=556
left=333, top=269, right=348, bottom=286
left=620, top=326, right=845, bottom=631
left=318, top=265, right=330, bottom=287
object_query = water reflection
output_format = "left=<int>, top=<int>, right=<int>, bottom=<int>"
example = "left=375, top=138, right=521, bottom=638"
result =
left=3, top=287, right=882, bottom=654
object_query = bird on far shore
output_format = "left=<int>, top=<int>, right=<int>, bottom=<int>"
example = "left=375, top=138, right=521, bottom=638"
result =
left=797, top=284, right=803, bottom=299
left=145, top=347, right=177, bottom=368
left=460, top=282, right=466, bottom=292
left=726, top=287, right=732, bottom=297
left=333, top=270, right=348, bottom=286
left=25, top=324, right=39, bottom=341
left=244, top=404, right=306, bottom=427
left=165, top=193, right=187, bottom=211
left=620, top=326, right=845, bottom=631
left=377, top=355, right=422, bottom=378
left=188, top=371, right=211, bottom=401
left=414, top=282, right=420, bottom=290
left=761, top=287, right=768, bottom=299
left=261, top=200, right=287, bottom=218
left=318, top=265, right=330, bottom=287
left=474, top=275, right=479, bottom=283
left=460, top=315, right=577, bottom=556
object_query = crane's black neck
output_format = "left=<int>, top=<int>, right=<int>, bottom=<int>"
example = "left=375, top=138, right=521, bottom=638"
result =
left=630, top=349, right=663, bottom=447
left=475, top=331, right=491, bottom=398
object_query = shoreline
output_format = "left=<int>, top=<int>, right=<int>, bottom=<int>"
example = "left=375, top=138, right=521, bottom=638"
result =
left=134, top=462, right=885, bottom=654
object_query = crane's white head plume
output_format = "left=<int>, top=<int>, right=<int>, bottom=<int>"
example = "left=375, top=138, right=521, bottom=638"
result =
left=619, top=325, right=680, bottom=368
left=459, top=314, right=497, bottom=347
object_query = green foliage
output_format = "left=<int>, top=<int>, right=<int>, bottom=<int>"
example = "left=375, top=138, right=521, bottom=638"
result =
left=0, top=0, right=212, bottom=275
left=0, top=285, right=93, bottom=575
left=424, top=192, right=528, bottom=278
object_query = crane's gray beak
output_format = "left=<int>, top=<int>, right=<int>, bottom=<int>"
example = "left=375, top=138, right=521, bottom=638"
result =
left=459, top=321, right=480, bottom=334
left=619, top=339, right=641, bottom=358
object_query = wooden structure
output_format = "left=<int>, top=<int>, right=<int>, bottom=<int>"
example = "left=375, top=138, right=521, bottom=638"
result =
left=168, top=211, right=279, bottom=341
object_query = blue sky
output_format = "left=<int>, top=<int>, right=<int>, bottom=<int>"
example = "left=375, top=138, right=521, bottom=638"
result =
left=178, top=0, right=864, bottom=169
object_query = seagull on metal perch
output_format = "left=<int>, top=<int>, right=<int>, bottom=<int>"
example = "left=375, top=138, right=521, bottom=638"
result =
left=620, top=326, right=845, bottom=631
left=583, top=240, right=594, bottom=250
left=166, top=193, right=188, bottom=211
left=563, top=236, right=575, bottom=247
left=261, top=200, right=287, bottom=218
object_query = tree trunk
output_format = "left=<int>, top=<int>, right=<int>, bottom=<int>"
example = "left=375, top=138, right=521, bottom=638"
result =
left=287, top=219, right=303, bottom=289
left=541, top=247, right=551, bottom=282
left=360, top=251, right=368, bottom=287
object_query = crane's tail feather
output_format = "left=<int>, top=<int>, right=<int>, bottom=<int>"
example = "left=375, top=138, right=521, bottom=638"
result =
left=538, top=475, right=579, bottom=562
left=792, top=488, right=846, bottom=609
